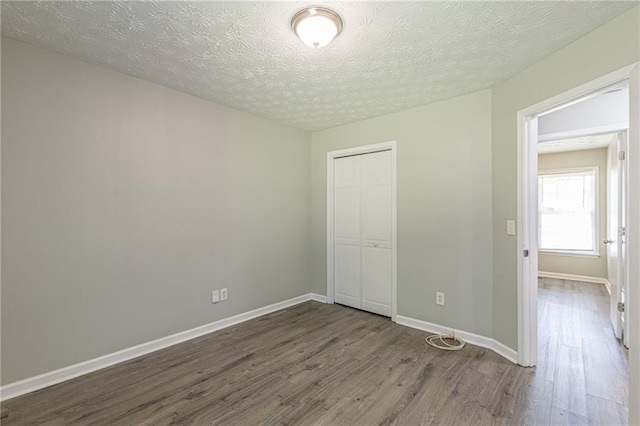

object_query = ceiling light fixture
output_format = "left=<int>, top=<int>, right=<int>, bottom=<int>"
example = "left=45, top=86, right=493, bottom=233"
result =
left=291, top=7, right=343, bottom=49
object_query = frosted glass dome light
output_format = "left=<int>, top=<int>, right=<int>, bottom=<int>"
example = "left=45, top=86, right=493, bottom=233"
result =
left=292, top=7, right=343, bottom=49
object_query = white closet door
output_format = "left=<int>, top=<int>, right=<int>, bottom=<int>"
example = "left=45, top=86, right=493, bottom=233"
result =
left=334, top=156, right=362, bottom=309
left=333, top=150, right=392, bottom=317
left=361, top=151, right=392, bottom=316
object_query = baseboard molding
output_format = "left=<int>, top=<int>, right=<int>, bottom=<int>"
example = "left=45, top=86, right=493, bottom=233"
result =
left=0, top=293, right=326, bottom=402
left=491, top=339, right=519, bottom=364
left=604, top=279, right=611, bottom=295
left=395, top=315, right=518, bottom=364
left=309, top=293, right=328, bottom=303
left=538, top=271, right=608, bottom=286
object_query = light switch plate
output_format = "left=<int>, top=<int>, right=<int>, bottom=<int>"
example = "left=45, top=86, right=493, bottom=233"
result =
left=211, top=290, right=220, bottom=303
left=507, top=220, right=516, bottom=236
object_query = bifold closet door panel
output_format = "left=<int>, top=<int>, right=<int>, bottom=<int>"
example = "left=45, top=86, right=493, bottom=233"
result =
left=361, top=151, right=392, bottom=316
left=333, top=156, right=362, bottom=309
left=335, top=244, right=361, bottom=307
left=362, top=247, right=392, bottom=316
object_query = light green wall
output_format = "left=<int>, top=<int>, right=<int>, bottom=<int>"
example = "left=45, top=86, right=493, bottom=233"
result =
left=1, top=38, right=311, bottom=384
left=537, top=148, right=609, bottom=278
left=311, top=91, right=494, bottom=337
left=491, top=7, right=639, bottom=350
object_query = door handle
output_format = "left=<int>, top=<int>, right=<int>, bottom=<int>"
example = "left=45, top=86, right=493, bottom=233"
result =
left=603, top=239, right=615, bottom=244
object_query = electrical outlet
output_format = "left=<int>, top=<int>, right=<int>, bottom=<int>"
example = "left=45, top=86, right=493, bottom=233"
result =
left=221, top=288, right=228, bottom=301
left=436, top=292, right=445, bottom=306
left=211, top=290, right=220, bottom=304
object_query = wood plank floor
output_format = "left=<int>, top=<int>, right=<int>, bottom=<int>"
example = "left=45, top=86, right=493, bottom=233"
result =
left=1, top=279, right=628, bottom=425
left=537, top=277, right=628, bottom=425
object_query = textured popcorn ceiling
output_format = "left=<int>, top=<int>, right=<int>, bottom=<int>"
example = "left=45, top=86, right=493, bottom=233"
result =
left=1, top=1, right=635, bottom=131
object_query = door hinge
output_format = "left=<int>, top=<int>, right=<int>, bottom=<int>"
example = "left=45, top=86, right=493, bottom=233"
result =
left=619, top=226, right=626, bottom=237
left=523, top=249, right=529, bottom=258
left=618, top=302, right=625, bottom=312
left=619, top=151, right=626, bottom=161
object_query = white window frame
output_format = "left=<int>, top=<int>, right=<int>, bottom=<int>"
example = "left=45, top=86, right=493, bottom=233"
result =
left=538, top=166, right=600, bottom=257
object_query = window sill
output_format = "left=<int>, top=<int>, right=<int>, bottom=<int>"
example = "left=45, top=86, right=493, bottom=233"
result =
left=539, top=250, right=600, bottom=258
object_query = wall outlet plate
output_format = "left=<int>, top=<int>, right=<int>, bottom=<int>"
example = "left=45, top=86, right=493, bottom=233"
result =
left=436, top=292, right=445, bottom=306
left=221, top=288, right=228, bottom=301
left=211, top=290, right=220, bottom=303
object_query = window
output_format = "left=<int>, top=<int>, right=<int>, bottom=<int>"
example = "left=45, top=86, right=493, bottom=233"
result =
left=538, top=167, right=598, bottom=255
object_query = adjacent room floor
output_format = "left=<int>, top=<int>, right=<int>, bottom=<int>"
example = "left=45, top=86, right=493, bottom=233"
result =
left=1, top=279, right=628, bottom=425
left=537, top=277, right=628, bottom=425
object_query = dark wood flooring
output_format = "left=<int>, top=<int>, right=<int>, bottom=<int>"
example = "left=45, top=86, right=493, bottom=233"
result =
left=1, top=279, right=628, bottom=425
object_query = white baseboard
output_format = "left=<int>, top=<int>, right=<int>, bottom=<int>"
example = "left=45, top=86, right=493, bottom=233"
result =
left=0, top=293, right=324, bottom=402
left=538, top=271, right=608, bottom=285
left=491, top=339, right=519, bottom=363
left=395, top=315, right=518, bottom=364
left=309, top=293, right=328, bottom=303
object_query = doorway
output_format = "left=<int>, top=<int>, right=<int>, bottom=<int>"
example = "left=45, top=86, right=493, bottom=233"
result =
left=517, top=64, right=639, bottom=420
left=326, top=141, right=397, bottom=320
left=517, top=64, right=637, bottom=367
left=536, top=129, right=629, bottom=420
left=537, top=129, right=628, bottom=348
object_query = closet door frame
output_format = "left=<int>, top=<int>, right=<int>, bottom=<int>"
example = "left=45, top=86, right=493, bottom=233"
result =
left=327, top=141, right=397, bottom=321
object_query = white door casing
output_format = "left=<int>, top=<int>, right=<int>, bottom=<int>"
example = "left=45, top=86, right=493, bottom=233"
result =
left=627, top=64, right=639, bottom=426
left=516, top=114, right=539, bottom=367
left=327, top=141, right=397, bottom=321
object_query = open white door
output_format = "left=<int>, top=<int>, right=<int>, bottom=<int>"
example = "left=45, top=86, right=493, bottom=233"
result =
left=606, top=132, right=627, bottom=342
left=619, top=132, right=628, bottom=348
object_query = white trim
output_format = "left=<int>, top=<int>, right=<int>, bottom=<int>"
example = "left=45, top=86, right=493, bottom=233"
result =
left=326, top=141, right=398, bottom=321
left=309, top=293, right=328, bottom=303
left=517, top=113, right=539, bottom=367
left=327, top=154, right=334, bottom=306
left=538, top=251, right=600, bottom=258
left=628, top=66, right=639, bottom=426
left=517, top=63, right=637, bottom=368
left=537, top=271, right=608, bottom=285
left=396, top=315, right=518, bottom=364
left=0, top=293, right=323, bottom=402
left=605, top=279, right=612, bottom=295
left=538, top=166, right=600, bottom=176
left=538, top=122, right=629, bottom=142
left=491, top=339, right=519, bottom=364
